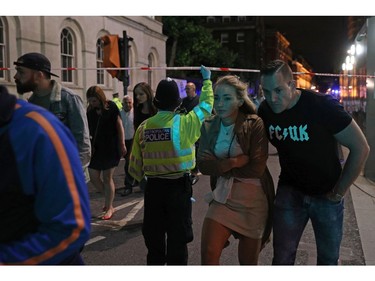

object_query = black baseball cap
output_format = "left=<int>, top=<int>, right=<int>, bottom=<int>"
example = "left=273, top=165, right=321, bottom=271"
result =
left=14, top=52, right=59, bottom=77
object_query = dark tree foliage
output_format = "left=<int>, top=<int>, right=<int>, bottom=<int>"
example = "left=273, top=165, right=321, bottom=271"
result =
left=162, top=16, right=237, bottom=80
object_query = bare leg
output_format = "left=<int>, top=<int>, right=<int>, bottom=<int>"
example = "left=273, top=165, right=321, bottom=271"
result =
left=237, top=235, right=262, bottom=265
left=89, top=168, right=104, bottom=194
left=201, top=218, right=232, bottom=265
left=101, top=167, right=116, bottom=219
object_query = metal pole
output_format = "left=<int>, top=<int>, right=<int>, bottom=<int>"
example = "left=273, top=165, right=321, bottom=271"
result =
left=122, top=30, right=130, bottom=96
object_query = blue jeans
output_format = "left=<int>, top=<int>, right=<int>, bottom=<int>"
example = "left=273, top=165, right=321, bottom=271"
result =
left=272, top=185, right=344, bottom=265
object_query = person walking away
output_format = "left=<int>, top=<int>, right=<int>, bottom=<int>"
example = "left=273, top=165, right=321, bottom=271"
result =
left=0, top=85, right=91, bottom=264
left=258, top=59, right=370, bottom=265
left=13, top=52, right=91, bottom=183
left=86, top=86, right=126, bottom=220
left=120, top=95, right=136, bottom=196
left=128, top=66, right=214, bottom=265
left=197, top=75, right=274, bottom=265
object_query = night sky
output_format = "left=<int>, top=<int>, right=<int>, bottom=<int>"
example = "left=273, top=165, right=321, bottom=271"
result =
left=263, top=16, right=349, bottom=75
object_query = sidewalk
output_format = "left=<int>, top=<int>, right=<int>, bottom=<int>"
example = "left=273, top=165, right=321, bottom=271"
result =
left=344, top=146, right=375, bottom=265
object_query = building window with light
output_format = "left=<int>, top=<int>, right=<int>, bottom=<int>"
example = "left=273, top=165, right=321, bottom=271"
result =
left=222, top=16, right=231, bottom=23
left=0, top=18, right=5, bottom=80
left=96, top=38, right=104, bottom=85
left=60, top=28, right=74, bottom=83
left=207, top=17, right=215, bottom=23
left=221, top=33, right=229, bottom=44
left=236, top=32, right=245, bottom=43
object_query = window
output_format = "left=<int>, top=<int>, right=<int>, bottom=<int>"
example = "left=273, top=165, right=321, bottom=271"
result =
left=60, top=28, right=74, bottom=82
left=96, top=38, right=104, bottom=85
left=237, top=16, right=246, bottom=22
left=207, top=17, right=215, bottom=23
left=237, top=32, right=245, bottom=43
left=222, top=16, right=231, bottom=23
left=221, top=33, right=229, bottom=44
left=0, top=18, right=5, bottom=79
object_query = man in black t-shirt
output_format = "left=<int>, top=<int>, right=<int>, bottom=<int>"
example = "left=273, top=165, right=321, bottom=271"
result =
left=258, top=60, right=369, bottom=265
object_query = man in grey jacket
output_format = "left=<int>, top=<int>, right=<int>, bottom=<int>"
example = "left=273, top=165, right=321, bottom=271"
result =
left=14, top=52, right=91, bottom=182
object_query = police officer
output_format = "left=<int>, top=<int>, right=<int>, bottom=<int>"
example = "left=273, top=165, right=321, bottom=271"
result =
left=128, top=65, right=213, bottom=265
left=112, top=92, right=123, bottom=111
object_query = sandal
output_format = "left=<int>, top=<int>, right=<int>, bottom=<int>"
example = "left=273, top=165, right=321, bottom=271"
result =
left=101, top=209, right=114, bottom=220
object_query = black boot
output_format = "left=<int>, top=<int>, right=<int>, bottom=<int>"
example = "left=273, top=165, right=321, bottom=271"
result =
left=121, top=187, right=133, bottom=197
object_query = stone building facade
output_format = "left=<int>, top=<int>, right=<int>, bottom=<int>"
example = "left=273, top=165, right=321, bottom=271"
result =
left=0, top=16, right=167, bottom=101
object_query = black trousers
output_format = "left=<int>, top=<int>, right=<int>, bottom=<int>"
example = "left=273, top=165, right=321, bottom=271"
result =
left=123, top=139, right=136, bottom=188
left=142, top=175, right=193, bottom=265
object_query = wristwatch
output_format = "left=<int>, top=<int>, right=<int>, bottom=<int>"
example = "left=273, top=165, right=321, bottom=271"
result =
left=331, top=192, right=344, bottom=202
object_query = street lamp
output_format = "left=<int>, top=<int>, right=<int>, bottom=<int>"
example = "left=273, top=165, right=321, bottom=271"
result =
left=341, top=44, right=358, bottom=113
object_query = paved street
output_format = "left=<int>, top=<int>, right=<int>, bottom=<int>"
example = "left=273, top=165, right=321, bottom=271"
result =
left=81, top=145, right=366, bottom=265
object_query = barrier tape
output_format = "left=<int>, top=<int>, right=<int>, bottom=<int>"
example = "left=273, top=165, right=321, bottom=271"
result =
left=3, top=66, right=375, bottom=78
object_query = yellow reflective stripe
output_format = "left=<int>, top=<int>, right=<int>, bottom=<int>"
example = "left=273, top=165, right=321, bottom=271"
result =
left=144, top=155, right=193, bottom=165
left=169, top=114, right=193, bottom=156
left=193, top=106, right=205, bottom=122
left=144, top=159, right=195, bottom=173
left=181, top=159, right=195, bottom=170
left=143, top=150, right=178, bottom=159
left=172, top=114, right=180, bottom=151
left=199, top=101, right=213, bottom=114
left=144, top=163, right=181, bottom=172
left=143, top=145, right=194, bottom=159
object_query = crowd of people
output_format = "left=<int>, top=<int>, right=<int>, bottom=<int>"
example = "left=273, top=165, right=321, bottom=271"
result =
left=0, top=53, right=369, bottom=266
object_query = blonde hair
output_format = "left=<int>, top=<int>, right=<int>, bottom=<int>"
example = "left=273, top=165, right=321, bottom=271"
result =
left=213, top=75, right=256, bottom=114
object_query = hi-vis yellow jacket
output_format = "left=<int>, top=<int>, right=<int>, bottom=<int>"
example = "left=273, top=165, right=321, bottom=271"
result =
left=128, top=80, right=213, bottom=182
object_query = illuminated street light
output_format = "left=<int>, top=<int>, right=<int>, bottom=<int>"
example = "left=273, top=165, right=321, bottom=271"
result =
left=349, top=44, right=356, bottom=55
left=356, top=43, right=364, bottom=56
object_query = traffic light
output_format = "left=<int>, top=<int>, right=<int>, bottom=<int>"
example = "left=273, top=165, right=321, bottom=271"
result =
left=101, top=34, right=121, bottom=79
left=118, top=31, right=133, bottom=88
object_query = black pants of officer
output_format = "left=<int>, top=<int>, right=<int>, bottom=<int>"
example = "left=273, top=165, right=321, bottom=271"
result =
left=142, top=175, right=193, bottom=265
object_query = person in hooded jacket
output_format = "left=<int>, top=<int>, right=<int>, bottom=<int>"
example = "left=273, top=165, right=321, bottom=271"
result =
left=0, top=85, right=90, bottom=265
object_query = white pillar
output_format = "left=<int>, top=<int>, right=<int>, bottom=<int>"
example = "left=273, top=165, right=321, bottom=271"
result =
left=364, top=17, right=375, bottom=180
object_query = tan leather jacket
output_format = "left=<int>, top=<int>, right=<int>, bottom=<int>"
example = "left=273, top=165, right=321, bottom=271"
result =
left=197, top=112, right=275, bottom=247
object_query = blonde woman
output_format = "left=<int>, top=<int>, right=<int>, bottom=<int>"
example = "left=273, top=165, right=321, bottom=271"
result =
left=198, top=75, right=274, bottom=265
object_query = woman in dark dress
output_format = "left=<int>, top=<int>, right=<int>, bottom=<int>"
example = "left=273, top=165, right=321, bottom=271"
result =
left=86, top=86, right=126, bottom=220
left=133, top=82, right=157, bottom=130
left=132, top=82, right=157, bottom=192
